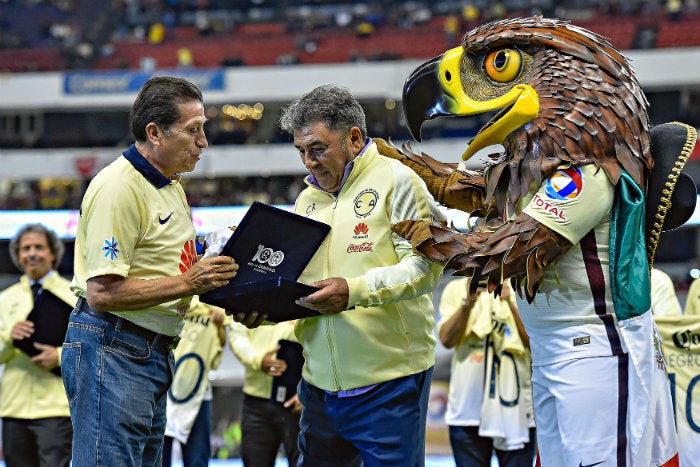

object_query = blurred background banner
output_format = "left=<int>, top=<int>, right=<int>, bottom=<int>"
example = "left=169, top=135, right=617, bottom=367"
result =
left=63, top=69, right=225, bottom=94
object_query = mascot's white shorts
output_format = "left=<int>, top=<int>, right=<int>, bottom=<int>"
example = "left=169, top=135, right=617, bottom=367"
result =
left=532, top=311, right=679, bottom=467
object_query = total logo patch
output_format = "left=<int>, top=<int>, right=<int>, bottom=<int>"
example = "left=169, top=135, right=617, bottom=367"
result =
left=544, top=167, right=583, bottom=200
left=354, top=189, right=379, bottom=218
left=531, top=194, right=568, bottom=221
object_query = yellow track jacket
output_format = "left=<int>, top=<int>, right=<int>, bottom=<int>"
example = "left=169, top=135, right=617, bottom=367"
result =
left=294, top=141, right=444, bottom=391
left=0, top=272, right=75, bottom=419
left=228, top=320, right=299, bottom=399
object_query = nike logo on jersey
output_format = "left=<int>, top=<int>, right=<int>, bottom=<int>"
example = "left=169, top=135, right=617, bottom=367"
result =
left=159, top=212, right=174, bottom=224
left=579, top=461, right=605, bottom=467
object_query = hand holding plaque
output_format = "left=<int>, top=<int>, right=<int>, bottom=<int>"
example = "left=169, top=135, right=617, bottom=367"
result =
left=200, top=202, right=330, bottom=322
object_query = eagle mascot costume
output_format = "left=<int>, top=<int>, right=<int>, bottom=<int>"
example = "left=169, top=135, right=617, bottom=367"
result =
left=374, top=16, right=696, bottom=467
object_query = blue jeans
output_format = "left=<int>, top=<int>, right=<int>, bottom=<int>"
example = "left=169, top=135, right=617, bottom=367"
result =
left=297, top=367, right=433, bottom=467
left=61, top=302, right=174, bottom=467
left=163, top=400, right=212, bottom=467
left=449, top=425, right=537, bottom=467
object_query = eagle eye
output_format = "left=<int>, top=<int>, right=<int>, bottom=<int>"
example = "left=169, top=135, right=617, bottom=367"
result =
left=483, top=49, right=522, bottom=83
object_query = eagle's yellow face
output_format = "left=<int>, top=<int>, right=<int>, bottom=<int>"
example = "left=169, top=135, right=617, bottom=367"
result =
left=435, top=46, right=539, bottom=160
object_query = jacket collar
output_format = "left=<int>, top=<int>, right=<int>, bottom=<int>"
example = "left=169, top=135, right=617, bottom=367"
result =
left=123, top=144, right=173, bottom=189
left=20, top=270, right=54, bottom=289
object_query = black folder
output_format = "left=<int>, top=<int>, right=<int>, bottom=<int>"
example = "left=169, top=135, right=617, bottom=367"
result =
left=200, top=202, right=330, bottom=322
left=13, top=289, right=74, bottom=376
left=271, top=339, right=304, bottom=404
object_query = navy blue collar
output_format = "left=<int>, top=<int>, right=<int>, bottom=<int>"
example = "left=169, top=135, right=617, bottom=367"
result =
left=123, top=144, right=172, bottom=189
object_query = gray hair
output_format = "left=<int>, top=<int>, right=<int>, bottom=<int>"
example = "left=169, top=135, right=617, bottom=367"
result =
left=9, top=223, right=65, bottom=271
left=279, top=84, right=367, bottom=139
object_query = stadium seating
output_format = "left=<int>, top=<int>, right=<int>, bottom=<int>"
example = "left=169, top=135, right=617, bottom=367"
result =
left=656, top=17, right=700, bottom=48
left=3, top=3, right=700, bottom=73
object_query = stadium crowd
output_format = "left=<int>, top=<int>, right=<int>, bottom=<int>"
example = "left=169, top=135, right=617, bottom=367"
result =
left=2, top=0, right=700, bottom=72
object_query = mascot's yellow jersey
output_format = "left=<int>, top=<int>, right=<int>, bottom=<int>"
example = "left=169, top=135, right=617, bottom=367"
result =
left=294, top=140, right=444, bottom=392
left=71, top=145, right=195, bottom=336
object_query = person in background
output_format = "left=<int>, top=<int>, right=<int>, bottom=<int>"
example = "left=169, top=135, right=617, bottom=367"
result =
left=277, top=84, right=444, bottom=467
left=163, top=296, right=230, bottom=467
left=650, top=267, right=682, bottom=317
left=683, top=274, right=700, bottom=316
left=229, top=320, right=302, bottom=467
left=62, top=76, right=240, bottom=467
left=0, top=223, right=76, bottom=467
left=439, top=277, right=536, bottom=467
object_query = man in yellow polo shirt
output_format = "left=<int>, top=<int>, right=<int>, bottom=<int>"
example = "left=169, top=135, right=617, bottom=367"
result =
left=63, top=76, right=239, bottom=467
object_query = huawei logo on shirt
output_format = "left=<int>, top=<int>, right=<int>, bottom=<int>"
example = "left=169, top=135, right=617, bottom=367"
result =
left=353, top=222, right=369, bottom=237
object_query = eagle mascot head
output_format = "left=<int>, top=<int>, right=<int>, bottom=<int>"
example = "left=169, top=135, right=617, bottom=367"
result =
left=376, top=16, right=697, bottom=301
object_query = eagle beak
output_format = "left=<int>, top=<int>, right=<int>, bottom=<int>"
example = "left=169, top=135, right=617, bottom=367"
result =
left=402, top=46, right=540, bottom=160
left=402, top=54, right=449, bottom=142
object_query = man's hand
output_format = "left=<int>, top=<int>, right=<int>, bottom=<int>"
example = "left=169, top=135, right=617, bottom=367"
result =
left=209, top=306, right=227, bottom=345
left=262, top=346, right=287, bottom=377
left=10, top=320, right=34, bottom=340
left=30, top=343, right=59, bottom=371
left=284, top=394, right=303, bottom=414
left=231, top=310, right=267, bottom=329
left=296, top=277, right=349, bottom=314
left=210, top=307, right=226, bottom=327
left=182, top=256, right=239, bottom=295
left=499, top=283, right=512, bottom=300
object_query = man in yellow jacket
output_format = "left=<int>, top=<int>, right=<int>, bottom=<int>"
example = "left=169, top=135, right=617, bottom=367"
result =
left=229, top=320, right=302, bottom=467
left=278, top=84, right=444, bottom=467
left=0, top=223, right=75, bottom=467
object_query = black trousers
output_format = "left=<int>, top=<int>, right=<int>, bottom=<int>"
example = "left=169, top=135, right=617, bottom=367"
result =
left=2, top=416, right=73, bottom=467
left=240, top=394, right=301, bottom=467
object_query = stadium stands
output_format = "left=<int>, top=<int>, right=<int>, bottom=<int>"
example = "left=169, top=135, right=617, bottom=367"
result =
left=3, top=1, right=700, bottom=72
left=656, top=16, right=700, bottom=48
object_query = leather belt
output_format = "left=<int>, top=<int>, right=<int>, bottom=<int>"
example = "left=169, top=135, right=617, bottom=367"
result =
left=76, top=297, right=179, bottom=353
